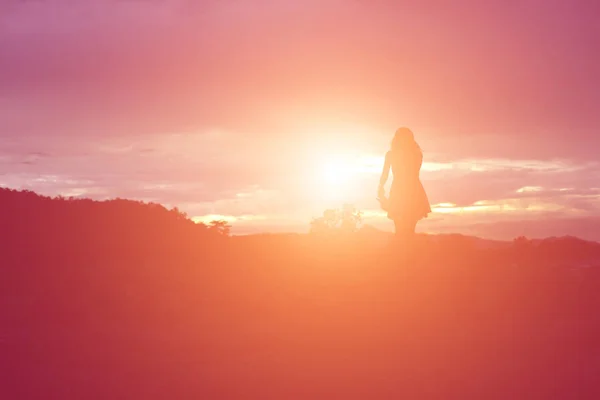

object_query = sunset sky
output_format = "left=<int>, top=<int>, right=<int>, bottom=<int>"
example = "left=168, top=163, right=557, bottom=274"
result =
left=1, top=0, right=599, bottom=240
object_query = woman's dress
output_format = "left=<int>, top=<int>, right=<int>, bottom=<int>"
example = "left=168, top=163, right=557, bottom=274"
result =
left=386, top=149, right=431, bottom=222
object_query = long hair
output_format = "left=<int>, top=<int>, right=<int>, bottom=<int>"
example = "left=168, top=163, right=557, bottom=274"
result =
left=391, top=127, right=421, bottom=153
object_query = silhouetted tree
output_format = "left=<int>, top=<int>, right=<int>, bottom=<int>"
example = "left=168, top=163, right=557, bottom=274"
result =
left=514, top=236, right=533, bottom=249
left=340, top=204, right=362, bottom=232
left=310, top=204, right=362, bottom=234
left=209, top=220, right=232, bottom=236
left=0, top=187, right=226, bottom=253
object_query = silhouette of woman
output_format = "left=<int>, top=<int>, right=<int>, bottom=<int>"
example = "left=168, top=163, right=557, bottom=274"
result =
left=378, top=127, right=431, bottom=244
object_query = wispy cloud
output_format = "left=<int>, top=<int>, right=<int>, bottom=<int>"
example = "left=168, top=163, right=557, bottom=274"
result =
left=2, top=129, right=600, bottom=237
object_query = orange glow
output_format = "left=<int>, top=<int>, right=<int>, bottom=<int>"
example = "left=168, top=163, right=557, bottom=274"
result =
left=322, top=156, right=354, bottom=186
left=4, top=2, right=600, bottom=396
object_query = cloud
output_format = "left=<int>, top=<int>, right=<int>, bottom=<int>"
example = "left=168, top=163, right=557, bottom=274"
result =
left=1, top=0, right=599, bottom=158
left=0, top=131, right=307, bottom=213
left=4, top=129, right=598, bottom=221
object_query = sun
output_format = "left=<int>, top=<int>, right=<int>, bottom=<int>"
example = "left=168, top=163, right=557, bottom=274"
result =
left=307, top=151, right=368, bottom=204
left=322, top=157, right=353, bottom=186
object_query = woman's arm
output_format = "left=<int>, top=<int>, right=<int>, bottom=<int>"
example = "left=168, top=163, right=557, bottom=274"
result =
left=378, top=151, right=391, bottom=195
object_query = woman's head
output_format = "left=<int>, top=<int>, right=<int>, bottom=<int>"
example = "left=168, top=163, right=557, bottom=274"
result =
left=391, top=127, right=418, bottom=152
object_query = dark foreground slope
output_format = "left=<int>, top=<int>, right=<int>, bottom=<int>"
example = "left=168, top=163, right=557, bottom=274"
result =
left=2, top=188, right=600, bottom=399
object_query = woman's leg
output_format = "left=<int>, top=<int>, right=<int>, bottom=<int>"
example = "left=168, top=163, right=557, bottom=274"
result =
left=393, top=219, right=402, bottom=237
left=407, top=218, right=417, bottom=238
left=394, top=218, right=417, bottom=246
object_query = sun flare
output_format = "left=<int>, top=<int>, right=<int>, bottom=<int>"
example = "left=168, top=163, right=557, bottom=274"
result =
left=322, top=158, right=353, bottom=185
left=308, top=154, right=363, bottom=205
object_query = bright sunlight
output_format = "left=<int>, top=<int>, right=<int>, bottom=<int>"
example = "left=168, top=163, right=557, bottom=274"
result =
left=322, top=157, right=353, bottom=186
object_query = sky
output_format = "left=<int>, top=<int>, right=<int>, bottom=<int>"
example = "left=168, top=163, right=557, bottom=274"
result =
left=1, top=0, right=600, bottom=240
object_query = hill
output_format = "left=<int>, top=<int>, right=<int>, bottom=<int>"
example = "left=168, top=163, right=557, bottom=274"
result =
left=2, top=188, right=600, bottom=399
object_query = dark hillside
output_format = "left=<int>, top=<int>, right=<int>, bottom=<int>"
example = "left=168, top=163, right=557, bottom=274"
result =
left=2, top=188, right=600, bottom=399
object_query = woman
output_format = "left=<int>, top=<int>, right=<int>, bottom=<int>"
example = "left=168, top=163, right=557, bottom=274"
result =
left=378, top=127, right=431, bottom=243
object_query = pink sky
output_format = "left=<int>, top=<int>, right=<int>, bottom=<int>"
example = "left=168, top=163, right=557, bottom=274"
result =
left=1, top=0, right=599, bottom=240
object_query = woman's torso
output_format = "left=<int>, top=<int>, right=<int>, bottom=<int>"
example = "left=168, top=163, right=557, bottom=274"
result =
left=390, top=148, right=422, bottom=187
